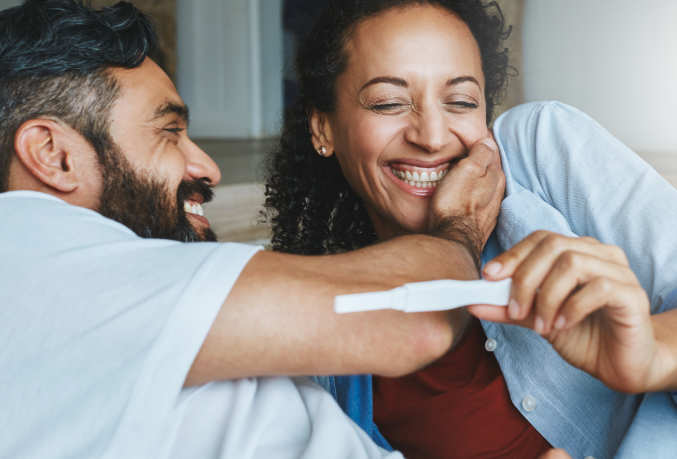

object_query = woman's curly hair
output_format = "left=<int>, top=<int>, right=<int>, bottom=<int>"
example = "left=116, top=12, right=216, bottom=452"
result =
left=264, top=0, right=513, bottom=255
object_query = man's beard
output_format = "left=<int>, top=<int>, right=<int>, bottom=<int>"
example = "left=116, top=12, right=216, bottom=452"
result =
left=96, top=152, right=218, bottom=242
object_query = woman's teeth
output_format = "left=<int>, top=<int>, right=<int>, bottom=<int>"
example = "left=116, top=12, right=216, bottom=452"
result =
left=184, top=202, right=205, bottom=216
left=390, top=167, right=448, bottom=188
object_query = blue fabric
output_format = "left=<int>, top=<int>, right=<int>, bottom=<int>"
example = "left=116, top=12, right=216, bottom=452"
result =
left=487, top=102, right=677, bottom=459
left=335, top=376, right=394, bottom=451
left=323, top=102, right=677, bottom=458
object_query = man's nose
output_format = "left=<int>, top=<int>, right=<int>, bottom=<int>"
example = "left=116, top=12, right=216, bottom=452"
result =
left=403, top=105, right=451, bottom=153
left=183, top=138, right=221, bottom=186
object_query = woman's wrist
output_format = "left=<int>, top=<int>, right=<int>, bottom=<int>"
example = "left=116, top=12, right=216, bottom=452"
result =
left=648, top=311, right=677, bottom=392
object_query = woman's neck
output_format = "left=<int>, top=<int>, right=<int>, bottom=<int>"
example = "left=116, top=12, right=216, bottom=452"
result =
left=365, top=205, right=415, bottom=243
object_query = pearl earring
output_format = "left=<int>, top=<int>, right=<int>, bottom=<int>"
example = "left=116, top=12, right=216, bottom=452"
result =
left=317, top=146, right=327, bottom=156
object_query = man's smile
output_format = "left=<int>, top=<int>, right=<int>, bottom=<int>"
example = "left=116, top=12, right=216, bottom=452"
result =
left=181, top=189, right=212, bottom=227
left=183, top=199, right=205, bottom=217
left=183, top=199, right=210, bottom=227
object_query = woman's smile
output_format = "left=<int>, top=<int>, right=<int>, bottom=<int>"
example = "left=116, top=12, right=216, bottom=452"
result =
left=385, top=160, right=454, bottom=197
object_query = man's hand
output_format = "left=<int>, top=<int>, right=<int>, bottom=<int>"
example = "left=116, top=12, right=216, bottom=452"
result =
left=429, top=137, right=505, bottom=267
left=470, top=231, right=675, bottom=394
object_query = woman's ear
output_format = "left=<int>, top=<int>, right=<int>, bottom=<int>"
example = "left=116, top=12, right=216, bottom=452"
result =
left=14, top=119, right=81, bottom=193
left=309, top=107, right=335, bottom=157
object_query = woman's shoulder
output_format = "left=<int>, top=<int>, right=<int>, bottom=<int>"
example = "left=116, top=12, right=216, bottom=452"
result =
left=493, top=101, right=594, bottom=133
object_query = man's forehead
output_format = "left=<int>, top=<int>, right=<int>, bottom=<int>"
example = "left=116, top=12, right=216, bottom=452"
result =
left=110, top=58, right=186, bottom=121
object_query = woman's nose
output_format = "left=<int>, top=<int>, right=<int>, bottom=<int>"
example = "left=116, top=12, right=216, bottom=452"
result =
left=403, top=106, right=451, bottom=153
left=183, top=138, right=221, bottom=186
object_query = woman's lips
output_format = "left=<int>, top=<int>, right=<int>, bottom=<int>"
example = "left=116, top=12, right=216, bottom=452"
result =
left=386, top=162, right=451, bottom=197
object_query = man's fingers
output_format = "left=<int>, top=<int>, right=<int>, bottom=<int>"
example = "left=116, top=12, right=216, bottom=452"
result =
left=535, top=252, right=640, bottom=334
left=467, top=137, right=498, bottom=167
left=449, top=137, right=497, bottom=181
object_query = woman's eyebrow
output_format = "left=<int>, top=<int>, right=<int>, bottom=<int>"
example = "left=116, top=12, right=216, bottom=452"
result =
left=359, top=76, right=408, bottom=92
left=447, top=76, right=480, bottom=87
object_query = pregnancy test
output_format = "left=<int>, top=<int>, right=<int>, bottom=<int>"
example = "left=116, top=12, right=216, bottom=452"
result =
left=334, top=278, right=511, bottom=314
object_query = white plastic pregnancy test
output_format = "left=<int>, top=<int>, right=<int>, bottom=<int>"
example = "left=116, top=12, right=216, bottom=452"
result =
left=334, top=278, right=511, bottom=314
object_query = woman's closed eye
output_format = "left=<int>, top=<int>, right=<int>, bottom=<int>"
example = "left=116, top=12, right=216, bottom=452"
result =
left=365, top=98, right=411, bottom=113
left=449, top=101, right=477, bottom=108
left=444, top=95, right=479, bottom=113
left=373, top=103, right=405, bottom=110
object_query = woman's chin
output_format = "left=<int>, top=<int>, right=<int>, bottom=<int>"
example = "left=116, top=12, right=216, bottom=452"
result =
left=391, top=213, right=430, bottom=235
left=366, top=200, right=430, bottom=238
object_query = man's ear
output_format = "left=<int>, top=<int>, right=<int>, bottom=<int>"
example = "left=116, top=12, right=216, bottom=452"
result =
left=308, top=107, right=335, bottom=157
left=14, top=119, right=80, bottom=193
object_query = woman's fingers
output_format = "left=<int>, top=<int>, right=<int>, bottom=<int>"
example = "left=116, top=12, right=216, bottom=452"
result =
left=467, top=303, right=534, bottom=328
left=485, top=232, right=628, bottom=321
left=483, top=232, right=628, bottom=281
left=534, top=251, right=640, bottom=334
left=538, top=449, right=573, bottom=459
left=554, top=277, right=649, bottom=333
left=482, top=231, right=553, bottom=279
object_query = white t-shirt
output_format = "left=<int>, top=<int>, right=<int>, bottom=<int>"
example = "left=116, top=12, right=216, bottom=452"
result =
left=0, top=191, right=401, bottom=459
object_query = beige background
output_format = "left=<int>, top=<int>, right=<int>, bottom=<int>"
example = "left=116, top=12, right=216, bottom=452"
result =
left=97, top=0, right=177, bottom=84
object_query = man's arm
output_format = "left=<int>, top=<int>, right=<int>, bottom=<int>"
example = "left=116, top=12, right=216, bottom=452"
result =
left=186, top=235, right=477, bottom=386
left=186, top=137, right=504, bottom=386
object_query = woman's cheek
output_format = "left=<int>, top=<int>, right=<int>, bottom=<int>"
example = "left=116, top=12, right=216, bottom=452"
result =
left=448, top=114, right=489, bottom=148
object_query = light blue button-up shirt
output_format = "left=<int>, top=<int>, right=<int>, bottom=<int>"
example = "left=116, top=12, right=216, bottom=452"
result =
left=315, top=102, right=677, bottom=459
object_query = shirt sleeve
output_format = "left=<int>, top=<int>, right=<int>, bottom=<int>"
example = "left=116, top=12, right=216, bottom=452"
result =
left=493, top=101, right=677, bottom=313
left=0, top=192, right=261, bottom=459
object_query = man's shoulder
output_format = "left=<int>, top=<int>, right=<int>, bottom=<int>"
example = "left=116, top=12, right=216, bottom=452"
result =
left=0, top=190, right=137, bottom=244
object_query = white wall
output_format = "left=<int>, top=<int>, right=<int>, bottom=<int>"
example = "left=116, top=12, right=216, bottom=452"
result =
left=522, top=0, right=677, bottom=154
left=177, top=0, right=283, bottom=139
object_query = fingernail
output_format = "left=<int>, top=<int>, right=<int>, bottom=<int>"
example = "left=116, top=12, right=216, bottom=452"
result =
left=534, top=316, right=544, bottom=334
left=480, top=138, right=497, bottom=151
left=483, top=261, right=502, bottom=276
left=554, top=315, right=566, bottom=330
left=508, top=298, right=520, bottom=319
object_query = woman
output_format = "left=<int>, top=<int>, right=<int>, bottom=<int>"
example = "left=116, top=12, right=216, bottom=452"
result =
left=264, top=1, right=677, bottom=458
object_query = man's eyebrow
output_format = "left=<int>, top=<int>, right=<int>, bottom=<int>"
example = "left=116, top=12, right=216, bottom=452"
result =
left=152, top=101, right=190, bottom=124
left=359, top=76, right=408, bottom=92
left=447, top=76, right=480, bottom=88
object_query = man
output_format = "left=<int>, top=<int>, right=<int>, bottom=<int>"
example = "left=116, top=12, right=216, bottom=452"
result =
left=0, top=1, right=506, bottom=458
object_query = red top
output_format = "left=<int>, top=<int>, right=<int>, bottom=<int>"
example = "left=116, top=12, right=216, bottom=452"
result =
left=373, top=318, right=552, bottom=459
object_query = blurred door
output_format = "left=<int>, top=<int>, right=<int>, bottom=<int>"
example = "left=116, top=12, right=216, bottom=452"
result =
left=177, top=0, right=283, bottom=139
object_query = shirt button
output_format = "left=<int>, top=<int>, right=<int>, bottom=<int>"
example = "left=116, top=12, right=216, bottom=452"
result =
left=485, top=338, right=497, bottom=352
left=522, top=396, right=537, bottom=412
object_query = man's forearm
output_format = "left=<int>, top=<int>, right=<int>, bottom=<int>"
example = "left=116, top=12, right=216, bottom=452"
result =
left=186, top=235, right=478, bottom=386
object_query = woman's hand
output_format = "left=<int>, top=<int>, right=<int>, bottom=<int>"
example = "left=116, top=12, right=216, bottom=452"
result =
left=470, top=231, right=673, bottom=394
left=538, top=449, right=572, bottom=459
left=429, top=136, right=505, bottom=258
